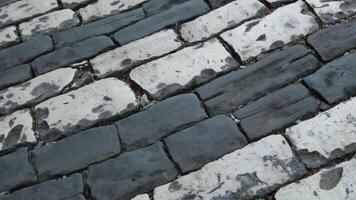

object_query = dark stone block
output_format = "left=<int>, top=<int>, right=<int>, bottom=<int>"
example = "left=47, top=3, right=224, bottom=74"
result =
left=208, top=0, right=234, bottom=8
left=0, top=0, right=21, bottom=7
left=143, top=0, right=189, bottom=15
left=0, top=64, right=32, bottom=90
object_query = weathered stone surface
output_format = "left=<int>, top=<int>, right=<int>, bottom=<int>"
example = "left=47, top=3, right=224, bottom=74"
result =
left=116, top=93, right=207, bottom=151
left=221, top=1, right=319, bottom=62
left=53, top=8, right=145, bottom=48
left=143, top=0, right=189, bottom=15
left=130, top=39, right=238, bottom=99
left=79, top=0, right=146, bottom=23
left=208, top=0, right=234, bottom=8
left=307, top=19, right=356, bottom=61
left=32, top=36, right=114, bottom=75
left=91, top=29, right=182, bottom=78
left=154, top=135, right=307, bottom=200
left=61, top=0, right=91, bottom=8
left=19, top=9, right=80, bottom=40
left=196, top=45, right=322, bottom=116
left=0, top=26, right=19, bottom=49
left=0, top=35, right=53, bottom=71
left=0, top=0, right=20, bottom=8
left=234, top=84, right=319, bottom=140
left=113, top=0, right=210, bottom=45
left=304, top=52, right=356, bottom=104
left=275, top=157, right=356, bottom=200
left=32, top=125, right=120, bottom=181
left=265, top=0, right=296, bottom=7
left=35, top=78, right=137, bottom=142
left=0, top=68, right=77, bottom=114
left=0, top=64, right=32, bottom=90
left=165, top=115, right=247, bottom=173
left=87, top=142, right=178, bottom=200
left=0, top=109, right=35, bottom=152
left=286, top=98, right=356, bottom=168
left=0, top=174, right=83, bottom=200
left=180, top=0, right=268, bottom=43
left=66, top=195, right=86, bottom=200
left=131, top=194, right=150, bottom=200
left=0, top=148, right=36, bottom=192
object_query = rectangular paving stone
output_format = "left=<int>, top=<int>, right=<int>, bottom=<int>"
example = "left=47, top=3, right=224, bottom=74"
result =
left=32, top=125, right=121, bottom=181
left=0, top=26, right=19, bottom=49
left=142, top=0, right=189, bottom=15
left=196, top=45, right=322, bottom=116
left=91, top=29, right=182, bottom=78
left=0, top=174, right=83, bottom=200
left=221, top=1, right=319, bottom=62
left=32, top=36, right=114, bottom=75
left=209, top=0, right=234, bottom=8
left=61, top=0, right=92, bottom=9
left=0, top=109, right=35, bottom=152
left=130, top=38, right=238, bottom=99
left=286, top=97, right=356, bottom=169
left=35, top=78, right=138, bottom=142
left=180, top=0, right=269, bottom=43
left=0, top=64, right=32, bottom=90
left=116, top=93, right=207, bottom=151
left=234, top=84, right=319, bottom=140
left=113, top=0, right=210, bottom=45
left=87, top=142, right=178, bottom=200
left=275, top=157, right=356, bottom=200
left=164, top=115, right=247, bottom=173
left=154, top=135, right=307, bottom=200
left=0, top=35, right=53, bottom=71
left=0, top=148, right=37, bottom=192
left=304, top=52, right=356, bottom=105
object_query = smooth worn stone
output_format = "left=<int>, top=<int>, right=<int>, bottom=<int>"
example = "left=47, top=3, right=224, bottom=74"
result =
left=0, top=174, right=83, bottom=200
left=275, top=157, right=356, bottom=200
left=130, top=38, right=238, bottom=99
left=234, top=84, right=319, bottom=140
left=79, top=0, right=146, bottom=23
left=91, top=29, right=182, bottom=78
left=164, top=115, right=247, bottom=173
left=0, top=35, right=53, bottom=71
left=88, top=142, right=178, bottom=200
left=131, top=194, right=150, bottom=200
left=0, top=64, right=32, bottom=90
left=196, top=45, right=322, bottom=116
left=286, top=98, right=356, bottom=168
left=32, top=36, right=114, bottom=75
left=0, top=148, right=37, bottom=192
left=19, top=9, right=80, bottom=40
left=66, top=195, right=86, bottom=200
left=33, top=125, right=121, bottom=181
left=116, top=93, right=207, bottom=151
left=209, top=0, right=234, bottom=8
left=0, top=68, right=77, bottom=115
left=143, top=0, right=189, bottom=15
left=180, top=0, right=268, bottom=43
left=35, top=78, right=137, bottom=142
left=307, top=19, right=356, bottom=61
left=304, top=52, right=356, bottom=104
left=61, top=0, right=92, bottom=8
left=265, top=0, right=296, bottom=7
left=0, top=26, right=19, bottom=49
left=53, top=8, right=145, bottom=48
left=221, top=1, right=319, bottom=62
left=113, top=0, right=210, bottom=45
left=154, top=135, right=307, bottom=200
left=0, top=109, right=35, bottom=152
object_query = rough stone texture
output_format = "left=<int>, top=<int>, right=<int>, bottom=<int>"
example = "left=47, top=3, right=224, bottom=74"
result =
left=0, top=68, right=77, bottom=115
left=0, top=0, right=21, bottom=8
left=196, top=45, right=322, bottom=116
left=32, top=125, right=121, bottom=181
left=19, top=9, right=80, bottom=40
left=0, top=35, right=53, bottom=71
left=286, top=97, right=356, bottom=169
left=143, top=0, right=189, bottom=15
left=35, top=78, right=137, bottom=142
left=61, top=0, right=92, bottom=9
left=275, top=157, right=356, bottom=200
left=0, top=64, right=32, bottom=90
left=221, top=1, right=319, bottom=62
left=265, top=0, right=296, bottom=7
left=164, top=115, right=247, bottom=173
left=87, top=142, right=178, bottom=200
left=304, top=52, right=356, bottom=105
left=91, top=29, right=182, bottom=78
left=180, top=0, right=268, bottom=43
left=116, top=93, right=207, bottom=151
left=130, top=38, right=238, bottom=99
left=53, top=8, right=145, bottom=48
left=234, top=84, right=319, bottom=140
left=32, top=36, right=114, bottom=75
left=131, top=194, right=150, bottom=200
left=0, top=174, right=84, bottom=200
left=0, top=148, right=37, bottom=192
left=113, top=0, right=210, bottom=45
left=154, top=135, right=307, bottom=200
left=307, top=19, right=356, bottom=61
left=79, top=0, right=146, bottom=23
left=208, top=0, right=234, bottom=8
left=0, top=26, right=19, bottom=49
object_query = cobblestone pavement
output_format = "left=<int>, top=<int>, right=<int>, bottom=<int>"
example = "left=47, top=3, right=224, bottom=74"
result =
left=0, top=0, right=355, bottom=199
